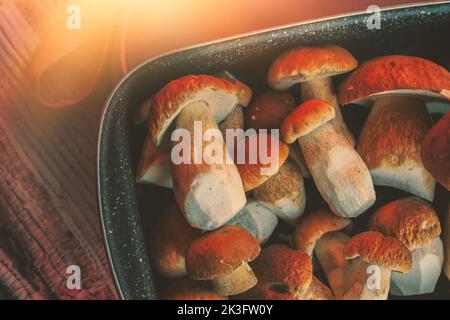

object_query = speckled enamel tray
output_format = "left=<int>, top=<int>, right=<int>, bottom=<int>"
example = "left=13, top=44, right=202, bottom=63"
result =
left=98, top=2, right=450, bottom=300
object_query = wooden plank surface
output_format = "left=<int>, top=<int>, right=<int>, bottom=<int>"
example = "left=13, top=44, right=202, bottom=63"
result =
left=0, top=0, right=118, bottom=299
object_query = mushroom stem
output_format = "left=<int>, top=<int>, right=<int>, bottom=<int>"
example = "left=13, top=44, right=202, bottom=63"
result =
left=212, top=262, right=257, bottom=296
left=342, top=258, right=391, bottom=300
left=445, top=203, right=450, bottom=280
left=358, top=96, right=435, bottom=201
left=314, top=232, right=350, bottom=298
left=253, top=161, right=306, bottom=225
left=298, top=122, right=375, bottom=218
left=301, top=77, right=355, bottom=146
left=171, top=101, right=246, bottom=230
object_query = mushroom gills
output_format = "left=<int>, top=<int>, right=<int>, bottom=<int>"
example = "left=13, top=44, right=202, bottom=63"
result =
left=212, top=262, right=257, bottom=296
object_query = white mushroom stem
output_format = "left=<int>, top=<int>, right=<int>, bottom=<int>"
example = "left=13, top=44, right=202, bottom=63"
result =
left=253, top=161, right=306, bottom=225
left=136, top=134, right=172, bottom=188
left=226, top=199, right=278, bottom=244
left=219, top=105, right=244, bottom=135
left=212, top=262, right=257, bottom=296
left=298, top=122, right=375, bottom=218
left=301, top=77, right=355, bottom=146
left=358, top=96, right=435, bottom=201
left=171, top=101, right=246, bottom=230
left=314, top=232, right=350, bottom=298
left=342, top=258, right=391, bottom=300
left=391, top=237, right=444, bottom=296
left=288, top=144, right=311, bottom=178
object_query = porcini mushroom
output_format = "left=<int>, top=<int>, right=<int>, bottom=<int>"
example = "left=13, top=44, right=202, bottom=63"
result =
left=369, top=197, right=443, bottom=296
left=235, top=134, right=306, bottom=224
left=268, top=45, right=357, bottom=146
left=420, top=111, right=450, bottom=190
left=251, top=244, right=313, bottom=298
left=314, top=231, right=351, bottom=298
left=149, top=204, right=200, bottom=278
left=339, top=55, right=450, bottom=201
left=161, top=279, right=227, bottom=300
left=226, top=198, right=278, bottom=244
left=186, top=226, right=260, bottom=296
left=281, top=99, right=375, bottom=218
left=244, top=90, right=310, bottom=178
left=343, top=231, right=412, bottom=300
left=293, top=207, right=351, bottom=256
left=148, top=75, right=252, bottom=230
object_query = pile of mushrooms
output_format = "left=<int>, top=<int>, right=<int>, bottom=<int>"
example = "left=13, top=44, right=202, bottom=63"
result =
left=135, top=46, right=450, bottom=300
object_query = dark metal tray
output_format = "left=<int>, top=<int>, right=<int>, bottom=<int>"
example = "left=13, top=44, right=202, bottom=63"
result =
left=98, top=2, right=450, bottom=300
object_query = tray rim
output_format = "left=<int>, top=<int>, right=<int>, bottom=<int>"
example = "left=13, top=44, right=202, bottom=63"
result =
left=97, top=1, right=449, bottom=300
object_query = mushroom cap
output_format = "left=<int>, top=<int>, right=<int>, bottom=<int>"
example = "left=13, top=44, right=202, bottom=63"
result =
left=186, top=226, right=260, bottom=280
left=235, top=133, right=289, bottom=192
left=268, top=45, right=357, bottom=90
left=344, top=231, right=412, bottom=273
left=252, top=244, right=312, bottom=295
left=245, top=91, right=295, bottom=130
left=369, top=196, right=441, bottom=250
left=281, top=99, right=335, bottom=144
left=338, top=55, right=450, bottom=106
left=236, top=282, right=299, bottom=300
left=420, top=111, right=450, bottom=190
left=149, top=204, right=200, bottom=278
left=160, top=279, right=227, bottom=300
left=293, top=208, right=351, bottom=256
left=148, top=74, right=252, bottom=146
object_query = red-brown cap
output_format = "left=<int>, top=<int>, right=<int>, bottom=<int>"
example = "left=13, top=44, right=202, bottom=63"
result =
left=344, top=231, right=412, bottom=273
left=235, top=133, right=289, bottom=192
left=369, top=197, right=441, bottom=250
left=149, top=74, right=252, bottom=146
left=268, top=45, right=357, bottom=90
left=245, top=91, right=295, bottom=130
left=252, top=244, right=312, bottom=295
left=281, top=99, right=335, bottom=144
left=338, top=55, right=450, bottom=105
left=186, top=226, right=260, bottom=280
left=420, top=111, right=450, bottom=190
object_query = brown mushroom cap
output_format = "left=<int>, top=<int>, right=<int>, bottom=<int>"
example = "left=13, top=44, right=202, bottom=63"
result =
left=252, top=244, right=312, bottom=295
left=420, top=111, right=450, bottom=190
left=281, top=99, right=335, bottom=144
left=267, top=45, right=357, bottom=90
left=186, top=226, right=260, bottom=280
left=244, top=91, right=295, bottom=130
left=160, top=279, right=227, bottom=300
left=338, top=55, right=450, bottom=106
left=235, top=133, right=289, bottom=192
left=293, top=208, right=351, bottom=256
left=149, top=204, right=200, bottom=278
left=148, top=74, right=252, bottom=146
left=344, top=231, right=412, bottom=273
left=369, top=197, right=441, bottom=250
